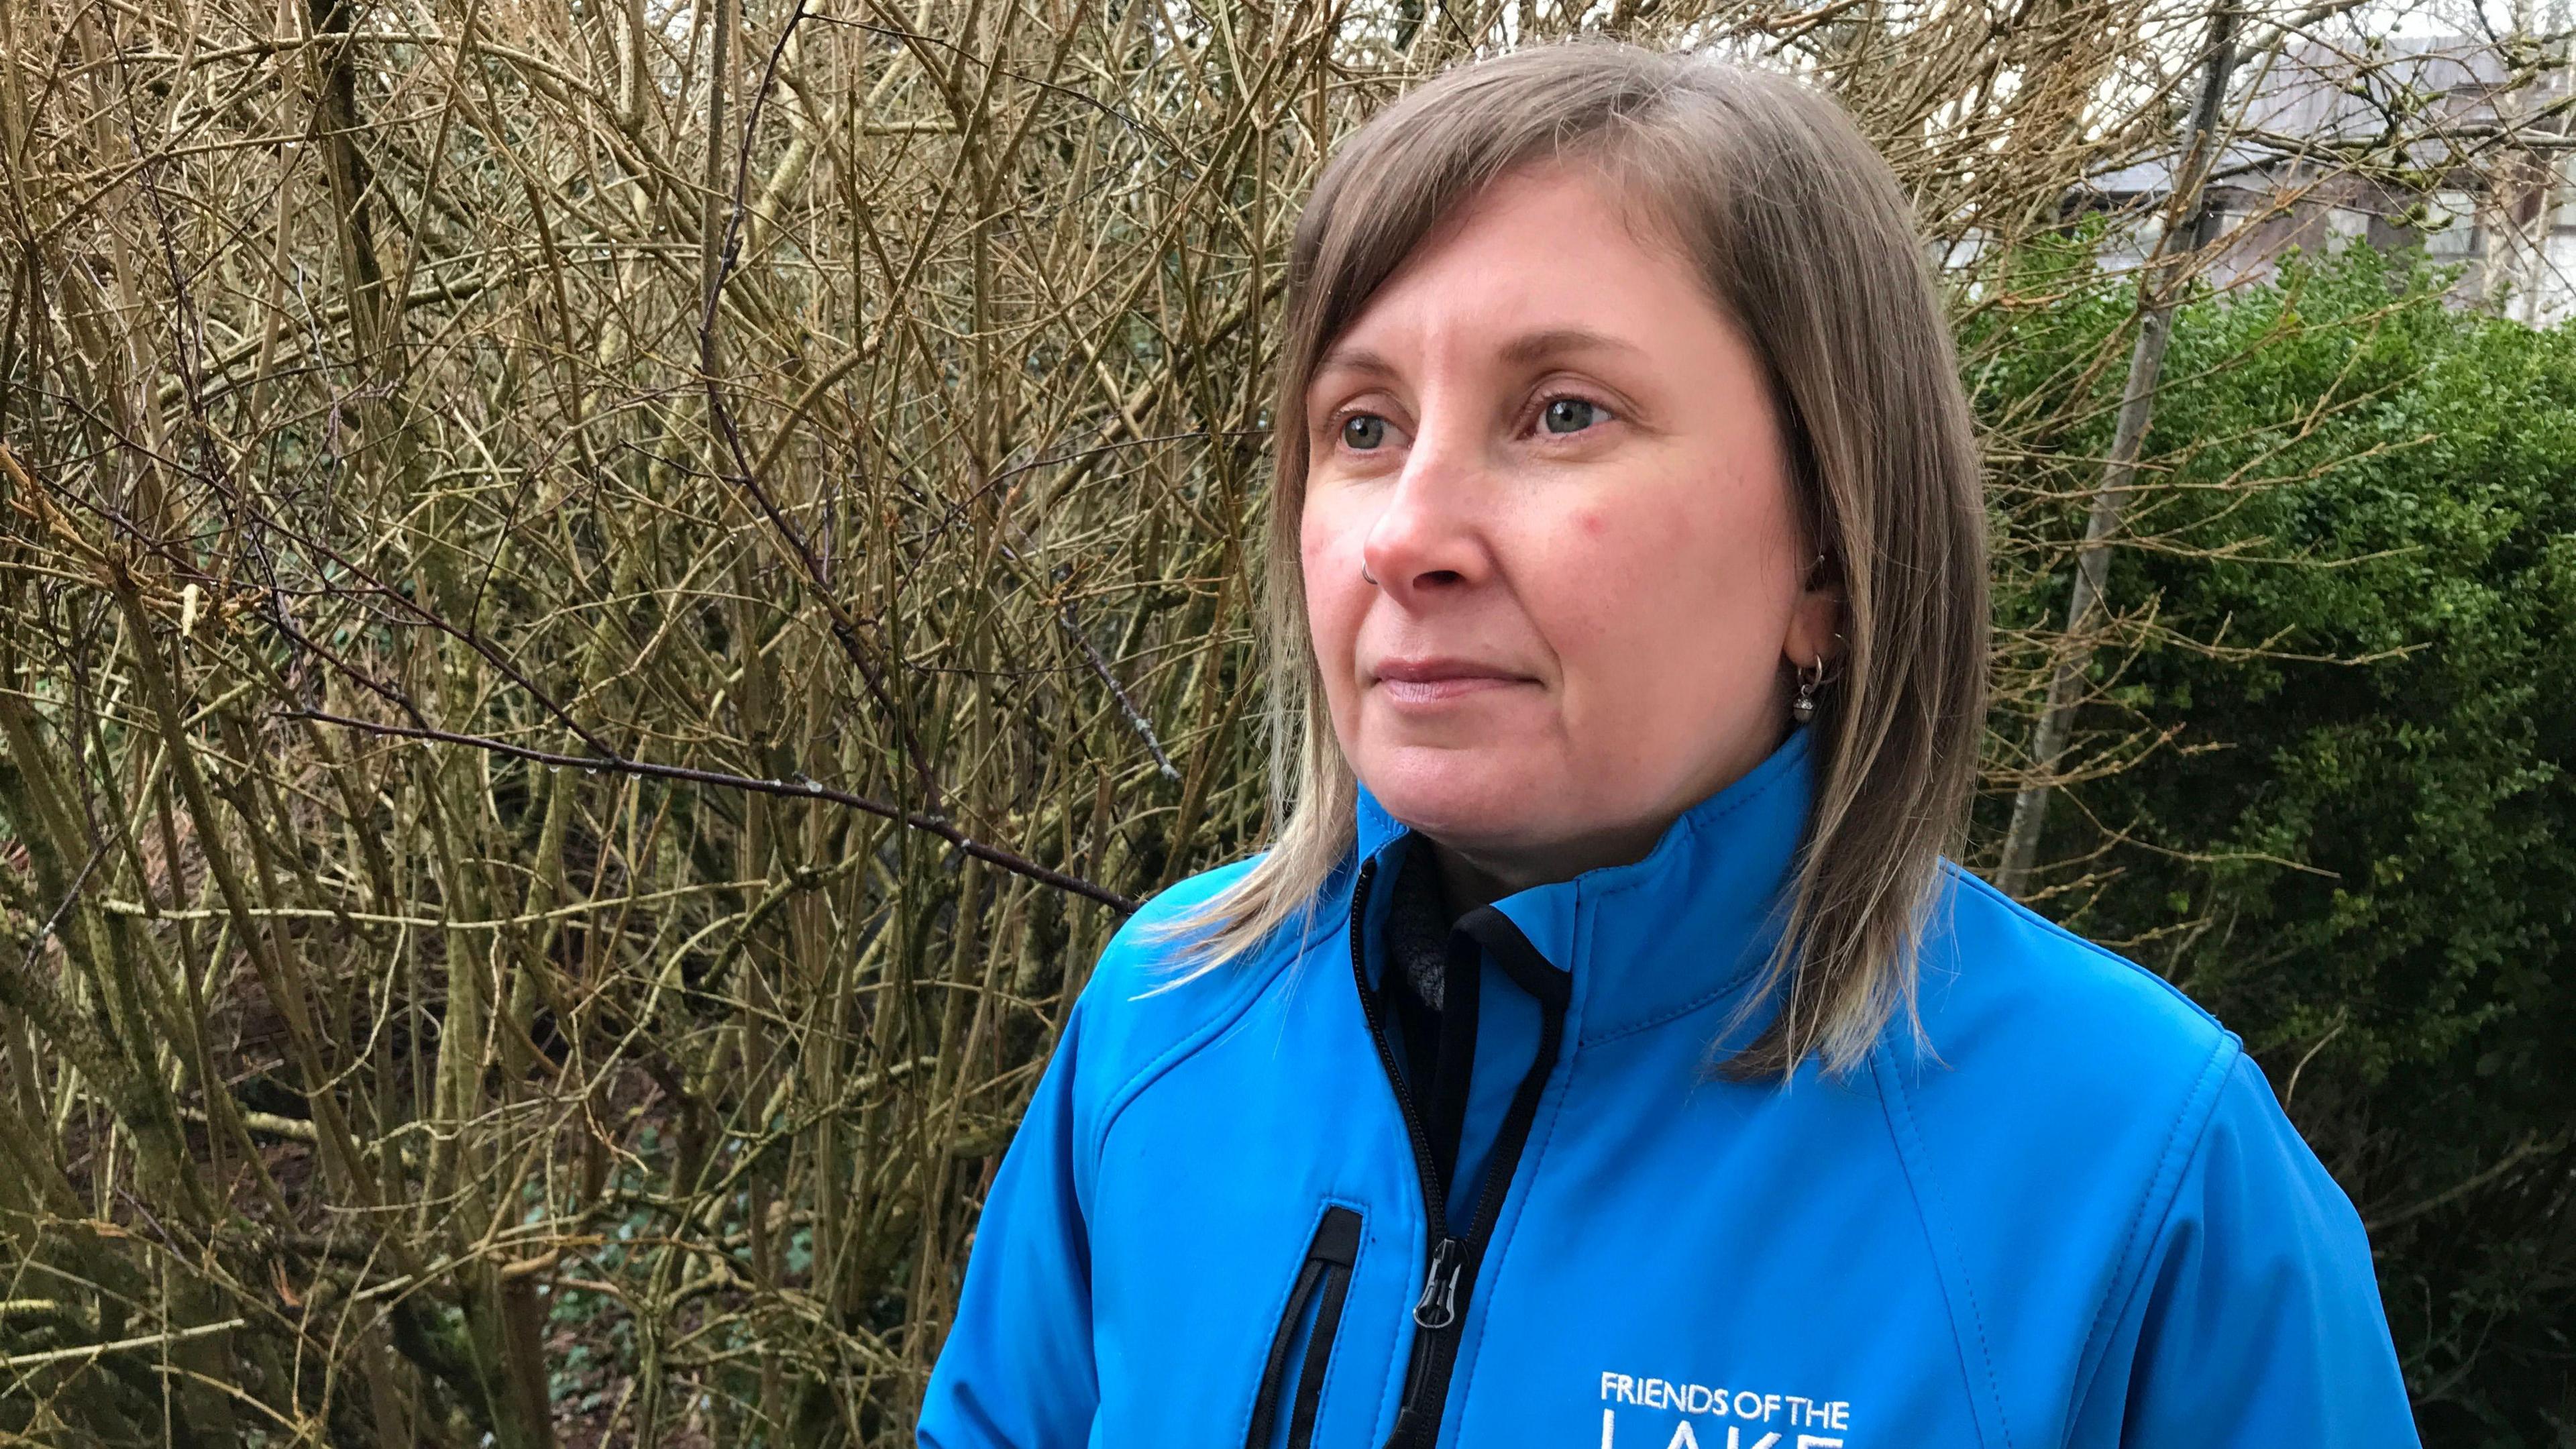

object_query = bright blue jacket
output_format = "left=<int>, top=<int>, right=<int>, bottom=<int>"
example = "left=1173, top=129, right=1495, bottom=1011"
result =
left=917, top=724, right=2419, bottom=1449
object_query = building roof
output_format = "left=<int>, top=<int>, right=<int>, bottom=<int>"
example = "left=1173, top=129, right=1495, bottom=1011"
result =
left=2084, top=34, right=2570, bottom=200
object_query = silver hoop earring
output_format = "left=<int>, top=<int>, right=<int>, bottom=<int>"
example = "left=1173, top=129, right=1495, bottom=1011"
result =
left=1790, top=655, right=1826, bottom=724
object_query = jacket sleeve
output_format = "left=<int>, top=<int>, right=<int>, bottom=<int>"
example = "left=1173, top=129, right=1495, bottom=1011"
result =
left=916, top=986, right=1101, bottom=1448
left=2070, top=1051, right=2420, bottom=1448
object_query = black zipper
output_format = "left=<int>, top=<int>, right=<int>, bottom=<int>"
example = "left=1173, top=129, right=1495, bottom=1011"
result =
left=1244, top=1205, right=1364, bottom=1449
left=1347, top=855, right=1571, bottom=1449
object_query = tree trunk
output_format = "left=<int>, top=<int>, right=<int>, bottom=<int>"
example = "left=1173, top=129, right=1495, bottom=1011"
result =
left=1994, top=3, right=2244, bottom=898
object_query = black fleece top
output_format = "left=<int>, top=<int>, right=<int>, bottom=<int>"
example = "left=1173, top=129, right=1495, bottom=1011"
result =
left=1380, top=839, right=1479, bottom=1208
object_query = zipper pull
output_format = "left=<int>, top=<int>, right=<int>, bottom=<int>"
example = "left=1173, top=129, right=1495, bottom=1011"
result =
left=1412, top=1236, right=1464, bottom=1330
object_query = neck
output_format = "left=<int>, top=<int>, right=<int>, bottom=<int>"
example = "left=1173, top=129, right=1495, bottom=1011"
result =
left=1417, top=720, right=1794, bottom=914
left=1349, top=725, right=1819, bottom=1044
left=1426, top=823, right=1664, bottom=915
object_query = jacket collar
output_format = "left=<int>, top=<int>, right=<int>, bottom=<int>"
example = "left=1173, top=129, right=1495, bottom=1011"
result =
left=1351, top=724, right=1815, bottom=1046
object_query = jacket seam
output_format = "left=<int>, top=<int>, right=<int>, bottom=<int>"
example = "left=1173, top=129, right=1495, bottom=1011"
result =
left=1591, top=751, right=1799, bottom=904
left=1876, top=1044, right=2013, bottom=1449
left=1085, top=902, right=1349, bottom=1183
left=2064, top=1029, right=2243, bottom=1429
left=1943, top=863, right=2230, bottom=1034
left=1578, top=956, right=1768, bottom=1048
left=1573, top=759, right=1799, bottom=1044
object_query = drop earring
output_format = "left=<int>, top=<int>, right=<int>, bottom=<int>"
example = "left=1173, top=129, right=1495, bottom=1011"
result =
left=1790, top=655, right=1825, bottom=724
left=1791, top=553, right=1838, bottom=725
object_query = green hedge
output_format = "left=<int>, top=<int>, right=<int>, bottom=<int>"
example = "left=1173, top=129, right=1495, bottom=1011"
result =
left=1972, top=243, right=2576, bottom=1444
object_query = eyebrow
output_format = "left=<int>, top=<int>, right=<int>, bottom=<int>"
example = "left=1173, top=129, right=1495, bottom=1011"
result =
left=1311, top=326, right=1647, bottom=383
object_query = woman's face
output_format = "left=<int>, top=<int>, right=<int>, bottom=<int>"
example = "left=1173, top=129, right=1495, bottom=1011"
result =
left=1299, top=161, right=1841, bottom=890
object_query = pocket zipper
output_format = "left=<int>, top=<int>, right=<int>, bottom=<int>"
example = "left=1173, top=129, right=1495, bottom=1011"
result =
left=1244, top=1205, right=1365, bottom=1449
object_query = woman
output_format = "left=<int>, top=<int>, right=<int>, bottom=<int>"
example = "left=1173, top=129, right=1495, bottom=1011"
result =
left=918, top=40, right=2418, bottom=1449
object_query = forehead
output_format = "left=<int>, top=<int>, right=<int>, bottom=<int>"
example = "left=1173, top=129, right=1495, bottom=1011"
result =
left=1309, top=162, right=1714, bottom=382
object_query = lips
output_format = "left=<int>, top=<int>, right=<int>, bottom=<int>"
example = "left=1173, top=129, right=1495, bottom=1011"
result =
left=1370, top=656, right=1533, bottom=706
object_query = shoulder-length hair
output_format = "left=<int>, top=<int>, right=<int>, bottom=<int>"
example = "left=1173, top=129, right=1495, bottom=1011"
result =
left=1141, top=38, right=1988, bottom=1083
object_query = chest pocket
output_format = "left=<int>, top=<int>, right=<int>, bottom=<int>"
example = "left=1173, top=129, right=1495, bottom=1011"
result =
left=1244, top=1205, right=1364, bottom=1449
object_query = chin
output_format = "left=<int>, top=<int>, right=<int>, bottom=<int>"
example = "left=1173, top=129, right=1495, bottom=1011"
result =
left=1356, top=753, right=1554, bottom=851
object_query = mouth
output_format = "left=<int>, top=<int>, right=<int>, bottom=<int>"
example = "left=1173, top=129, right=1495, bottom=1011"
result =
left=1370, top=656, right=1534, bottom=707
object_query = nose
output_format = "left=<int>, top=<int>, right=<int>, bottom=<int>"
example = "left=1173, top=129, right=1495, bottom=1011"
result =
left=1358, top=413, right=1491, bottom=605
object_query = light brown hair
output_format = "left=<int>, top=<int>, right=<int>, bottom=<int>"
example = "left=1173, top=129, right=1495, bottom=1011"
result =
left=1144, top=38, right=1988, bottom=1082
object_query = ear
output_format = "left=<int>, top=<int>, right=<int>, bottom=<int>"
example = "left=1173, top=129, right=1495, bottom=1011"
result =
left=1782, top=553, right=1845, bottom=672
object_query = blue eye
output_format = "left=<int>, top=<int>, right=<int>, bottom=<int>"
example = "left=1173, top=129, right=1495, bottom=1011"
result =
left=1542, top=396, right=1607, bottom=435
left=1342, top=414, right=1387, bottom=449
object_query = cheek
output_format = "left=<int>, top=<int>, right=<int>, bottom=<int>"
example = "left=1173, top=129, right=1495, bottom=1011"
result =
left=1298, top=501, right=1365, bottom=672
left=1540, top=479, right=1788, bottom=691
left=1536, top=494, right=1711, bottom=647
